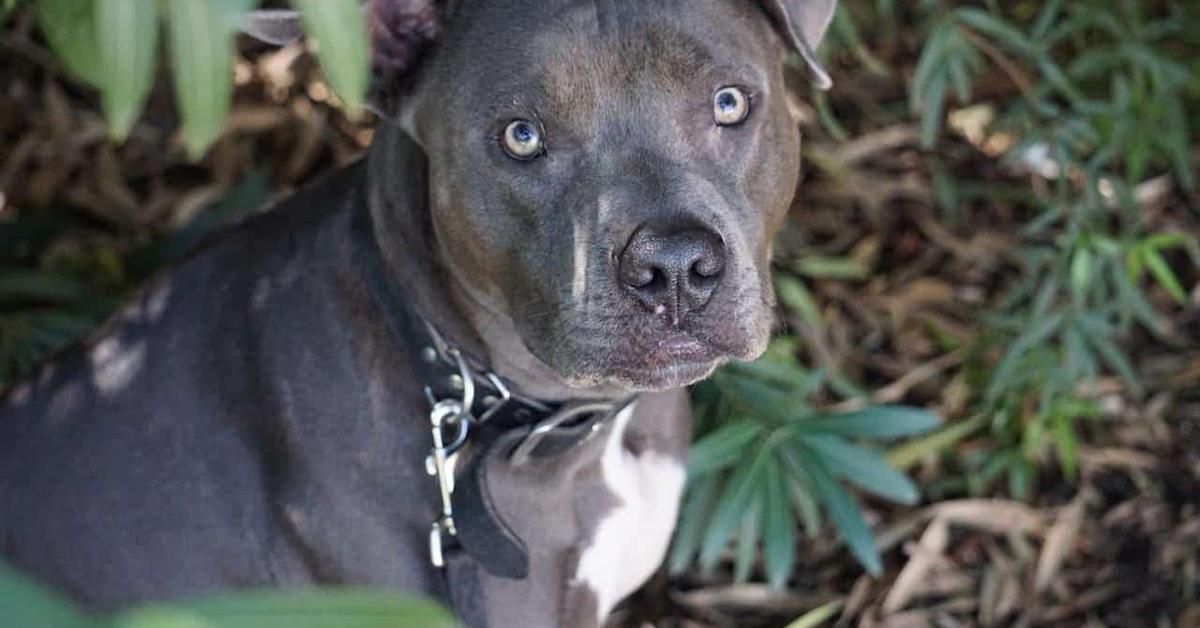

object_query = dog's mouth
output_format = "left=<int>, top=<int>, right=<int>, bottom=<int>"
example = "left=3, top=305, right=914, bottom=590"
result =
left=549, top=320, right=764, bottom=391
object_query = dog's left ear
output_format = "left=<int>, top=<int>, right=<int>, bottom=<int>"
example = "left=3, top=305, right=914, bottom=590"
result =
left=758, top=0, right=838, bottom=90
left=240, top=1, right=440, bottom=117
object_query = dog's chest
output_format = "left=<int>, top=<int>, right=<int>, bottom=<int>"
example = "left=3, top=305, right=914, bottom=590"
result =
left=571, top=405, right=687, bottom=622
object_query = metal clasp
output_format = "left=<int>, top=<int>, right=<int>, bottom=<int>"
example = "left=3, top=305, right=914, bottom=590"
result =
left=424, top=347, right=478, bottom=568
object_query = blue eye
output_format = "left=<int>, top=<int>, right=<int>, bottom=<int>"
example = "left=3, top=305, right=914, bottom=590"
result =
left=502, top=119, right=544, bottom=159
left=713, top=86, right=750, bottom=126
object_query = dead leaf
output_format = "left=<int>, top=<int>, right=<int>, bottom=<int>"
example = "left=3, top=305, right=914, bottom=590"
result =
left=884, top=517, right=950, bottom=613
left=1034, top=498, right=1085, bottom=592
left=933, top=500, right=1045, bottom=536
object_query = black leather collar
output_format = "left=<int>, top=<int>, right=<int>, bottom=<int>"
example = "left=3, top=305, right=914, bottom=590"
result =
left=350, top=189, right=631, bottom=582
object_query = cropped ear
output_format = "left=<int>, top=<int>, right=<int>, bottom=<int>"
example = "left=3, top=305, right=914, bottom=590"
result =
left=759, top=0, right=838, bottom=90
left=240, top=1, right=441, bottom=117
left=367, top=0, right=441, bottom=117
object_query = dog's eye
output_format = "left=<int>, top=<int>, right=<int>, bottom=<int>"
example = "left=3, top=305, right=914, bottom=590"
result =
left=713, top=86, right=750, bottom=126
left=502, top=120, right=544, bottom=160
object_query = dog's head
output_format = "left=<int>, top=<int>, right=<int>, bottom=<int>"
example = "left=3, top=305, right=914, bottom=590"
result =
left=249, top=0, right=836, bottom=392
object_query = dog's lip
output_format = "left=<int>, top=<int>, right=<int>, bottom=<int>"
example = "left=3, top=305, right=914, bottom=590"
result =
left=608, top=358, right=722, bottom=390
left=655, top=332, right=708, bottom=357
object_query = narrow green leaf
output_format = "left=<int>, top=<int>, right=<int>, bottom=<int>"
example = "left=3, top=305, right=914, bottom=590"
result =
left=1141, top=249, right=1187, bottom=304
left=885, top=414, right=986, bottom=471
left=780, top=450, right=822, bottom=536
left=668, top=475, right=722, bottom=574
left=37, top=0, right=103, bottom=86
left=785, top=600, right=845, bottom=628
left=167, top=0, right=253, bottom=159
left=760, top=457, right=796, bottom=589
left=956, top=9, right=1037, bottom=56
left=0, top=271, right=92, bottom=305
left=799, top=434, right=920, bottom=505
left=919, top=71, right=947, bottom=148
left=292, top=0, right=370, bottom=114
left=687, top=421, right=764, bottom=477
left=733, top=500, right=762, bottom=583
left=797, top=406, right=941, bottom=440
left=986, top=312, right=1065, bottom=402
left=1077, top=316, right=1143, bottom=396
left=1051, top=412, right=1079, bottom=480
left=698, top=449, right=770, bottom=571
left=800, top=456, right=882, bottom=575
left=776, top=275, right=823, bottom=329
left=95, top=0, right=160, bottom=141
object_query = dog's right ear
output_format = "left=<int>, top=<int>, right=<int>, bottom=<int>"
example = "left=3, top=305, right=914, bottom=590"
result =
left=240, top=1, right=441, bottom=117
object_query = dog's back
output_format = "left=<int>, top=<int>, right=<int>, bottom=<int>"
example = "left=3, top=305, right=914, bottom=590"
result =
left=0, top=165, right=393, bottom=609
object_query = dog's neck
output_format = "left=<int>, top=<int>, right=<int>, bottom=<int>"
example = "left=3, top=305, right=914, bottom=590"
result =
left=364, top=124, right=628, bottom=402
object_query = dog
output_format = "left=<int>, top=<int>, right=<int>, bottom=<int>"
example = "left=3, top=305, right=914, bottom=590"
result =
left=0, top=0, right=836, bottom=625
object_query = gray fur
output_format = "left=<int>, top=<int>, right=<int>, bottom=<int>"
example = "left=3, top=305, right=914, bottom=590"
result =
left=1, top=0, right=835, bottom=625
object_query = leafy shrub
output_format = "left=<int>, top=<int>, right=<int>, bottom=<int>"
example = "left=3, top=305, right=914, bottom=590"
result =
left=0, top=560, right=455, bottom=628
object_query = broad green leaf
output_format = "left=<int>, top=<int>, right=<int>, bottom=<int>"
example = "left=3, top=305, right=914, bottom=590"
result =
left=799, top=434, right=920, bottom=505
left=95, top=0, right=160, bottom=141
left=37, top=0, right=102, bottom=86
left=687, top=420, right=764, bottom=477
left=0, top=562, right=95, bottom=628
left=293, top=0, right=370, bottom=114
left=797, top=406, right=941, bottom=440
left=147, top=590, right=457, bottom=628
left=167, top=0, right=254, bottom=159
left=800, top=456, right=882, bottom=575
left=108, top=609, right=213, bottom=628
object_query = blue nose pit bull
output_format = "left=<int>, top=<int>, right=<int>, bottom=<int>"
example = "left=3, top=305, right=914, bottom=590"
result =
left=0, top=0, right=836, bottom=625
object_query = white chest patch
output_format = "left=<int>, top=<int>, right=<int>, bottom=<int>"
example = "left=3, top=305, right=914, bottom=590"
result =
left=573, top=405, right=687, bottom=622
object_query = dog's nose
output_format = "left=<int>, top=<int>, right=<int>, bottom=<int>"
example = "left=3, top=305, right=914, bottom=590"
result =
left=618, top=224, right=726, bottom=325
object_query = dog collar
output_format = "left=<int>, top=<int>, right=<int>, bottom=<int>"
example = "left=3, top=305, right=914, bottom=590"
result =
left=350, top=191, right=632, bottom=581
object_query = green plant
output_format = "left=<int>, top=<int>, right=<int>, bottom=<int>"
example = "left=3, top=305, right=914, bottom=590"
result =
left=0, top=560, right=456, bottom=628
left=669, top=340, right=939, bottom=585
left=33, top=0, right=368, bottom=159
left=908, top=0, right=1199, bottom=498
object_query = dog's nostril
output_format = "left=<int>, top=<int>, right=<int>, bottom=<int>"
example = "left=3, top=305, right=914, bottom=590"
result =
left=618, top=223, right=726, bottom=323
left=691, top=256, right=724, bottom=279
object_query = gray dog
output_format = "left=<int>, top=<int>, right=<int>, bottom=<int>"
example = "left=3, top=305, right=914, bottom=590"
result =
left=0, top=0, right=836, bottom=625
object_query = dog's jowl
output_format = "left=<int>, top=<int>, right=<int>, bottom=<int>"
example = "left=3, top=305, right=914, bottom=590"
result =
left=0, top=1, right=836, bottom=626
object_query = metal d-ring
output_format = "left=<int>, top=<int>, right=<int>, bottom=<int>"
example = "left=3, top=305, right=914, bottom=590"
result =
left=509, top=401, right=616, bottom=467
